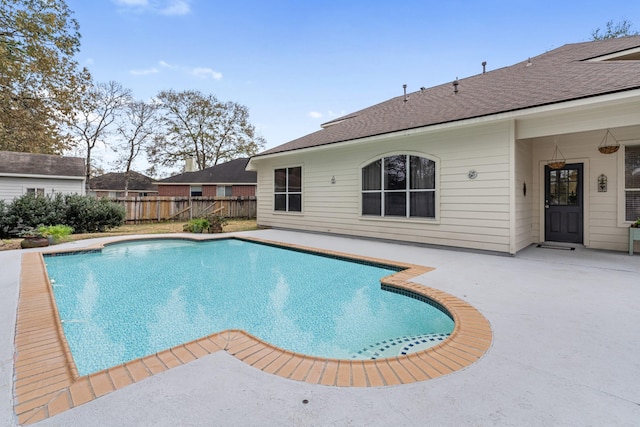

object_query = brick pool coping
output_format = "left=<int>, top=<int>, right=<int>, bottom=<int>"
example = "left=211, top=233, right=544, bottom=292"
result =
left=13, top=236, right=492, bottom=425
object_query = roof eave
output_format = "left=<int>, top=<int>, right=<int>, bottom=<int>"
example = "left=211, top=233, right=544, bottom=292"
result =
left=250, top=88, right=640, bottom=162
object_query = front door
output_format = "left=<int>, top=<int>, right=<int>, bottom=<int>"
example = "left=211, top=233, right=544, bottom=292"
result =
left=544, top=163, right=583, bottom=243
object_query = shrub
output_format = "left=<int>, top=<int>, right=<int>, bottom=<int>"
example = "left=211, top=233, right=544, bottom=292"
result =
left=0, top=193, right=125, bottom=237
left=0, top=200, right=8, bottom=236
left=2, top=193, right=66, bottom=235
left=183, top=218, right=210, bottom=233
left=64, top=195, right=126, bottom=233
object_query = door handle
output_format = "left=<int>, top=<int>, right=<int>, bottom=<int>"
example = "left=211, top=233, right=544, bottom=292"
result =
left=545, top=200, right=549, bottom=209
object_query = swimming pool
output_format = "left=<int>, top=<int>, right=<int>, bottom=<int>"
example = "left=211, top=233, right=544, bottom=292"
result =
left=44, top=238, right=454, bottom=376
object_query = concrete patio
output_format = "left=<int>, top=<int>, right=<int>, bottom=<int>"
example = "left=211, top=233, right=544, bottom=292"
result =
left=2, top=229, right=639, bottom=426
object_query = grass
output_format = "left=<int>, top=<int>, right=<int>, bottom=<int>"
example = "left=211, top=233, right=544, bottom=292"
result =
left=0, top=219, right=259, bottom=251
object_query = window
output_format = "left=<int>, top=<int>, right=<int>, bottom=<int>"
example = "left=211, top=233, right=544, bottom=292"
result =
left=625, top=145, right=640, bottom=222
left=362, top=155, right=436, bottom=218
left=216, top=186, right=233, bottom=197
left=548, top=169, right=579, bottom=206
left=274, top=166, right=302, bottom=212
left=190, top=185, right=202, bottom=197
left=26, top=188, right=45, bottom=196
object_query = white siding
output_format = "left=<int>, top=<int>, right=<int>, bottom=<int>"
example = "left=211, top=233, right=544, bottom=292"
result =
left=515, top=139, right=533, bottom=251
left=254, top=122, right=514, bottom=253
left=0, top=177, right=84, bottom=202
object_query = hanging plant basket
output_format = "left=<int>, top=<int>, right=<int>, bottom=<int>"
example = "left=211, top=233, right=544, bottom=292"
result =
left=598, top=129, right=620, bottom=154
left=548, top=161, right=566, bottom=169
left=547, top=140, right=566, bottom=169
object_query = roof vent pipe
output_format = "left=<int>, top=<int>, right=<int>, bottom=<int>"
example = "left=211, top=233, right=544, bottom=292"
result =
left=403, top=84, right=408, bottom=102
left=482, top=61, right=487, bottom=74
left=453, top=78, right=459, bottom=94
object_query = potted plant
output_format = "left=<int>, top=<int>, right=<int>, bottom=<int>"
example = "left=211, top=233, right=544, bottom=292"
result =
left=18, top=226, right=49, bottom=249
left=630, top=218, right=640, bottom=255
left=206, top=213, right=228, bottom=233
left=38, top=224, right=74, bottom=244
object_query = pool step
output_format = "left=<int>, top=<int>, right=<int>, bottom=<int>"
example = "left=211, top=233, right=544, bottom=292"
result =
left=351, top=333, right=450, bottom=360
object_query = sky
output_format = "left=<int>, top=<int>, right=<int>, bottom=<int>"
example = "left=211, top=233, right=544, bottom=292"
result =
left=64, top=0, right=640, bottom=175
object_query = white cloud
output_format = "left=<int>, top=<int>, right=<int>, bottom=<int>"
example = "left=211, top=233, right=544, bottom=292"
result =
left=113, top=0, right=191, bottom=15
left=308, top=110, right=346, bottom=120
left=191, top=67, right=222, bottom=80
left=159, top=0, right=191, bottom=15
left=130, top=67, right=159, bottom=75
left=113, top=0, right=148, bottom=5
left=135, top=60, right=222, bottom=81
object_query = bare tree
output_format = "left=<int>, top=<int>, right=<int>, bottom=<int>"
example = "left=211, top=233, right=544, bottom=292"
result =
left=592, top=19, right=639, bottom=40
left=112, top=100, right=158, bottom=196
left=68, top=80, right=132, bottom=189
left=149, top=89, right=265, bottom=172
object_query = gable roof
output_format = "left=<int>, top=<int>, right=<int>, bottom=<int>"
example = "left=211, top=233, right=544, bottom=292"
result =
left=90, top=171, right=158, bottom=192
left=157, top=158, right=257, bottom=185
left=0, top=151, right=85, bottom=178
left=257, top=36, right=640, bottom=157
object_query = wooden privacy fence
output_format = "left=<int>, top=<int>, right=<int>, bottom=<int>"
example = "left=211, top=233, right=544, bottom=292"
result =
left=113, top=196, right=257, bottom=223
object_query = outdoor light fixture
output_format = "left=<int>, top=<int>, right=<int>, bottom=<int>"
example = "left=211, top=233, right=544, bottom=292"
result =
left=330, top=176, right=336, bottom=184
left=598, top=174, right=607, bottom=192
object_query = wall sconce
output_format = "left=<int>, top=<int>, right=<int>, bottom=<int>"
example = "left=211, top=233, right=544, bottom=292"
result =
left=467, top=169, right=478, bottom=179
left=330, top=176, right=336, bottom=184
left=598, top=174, right=607, bottom=192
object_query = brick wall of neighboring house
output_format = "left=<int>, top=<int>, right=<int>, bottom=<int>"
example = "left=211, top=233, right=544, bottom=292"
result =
left=232, top=185, right=256, bottom=197
left=157, top=184, right=256, bottom=197
left=202, top=185, right=217, bottom=197
left=157, top=185, right=190, bottom=197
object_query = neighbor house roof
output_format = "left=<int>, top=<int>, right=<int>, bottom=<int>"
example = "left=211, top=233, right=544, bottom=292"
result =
left=256, top=36, right=640, bottom=157
left=0, top=151, right=85, bottom=178
left=157, top=158, right=257, bottom=185
left=90, top=171, right=158, bottom=192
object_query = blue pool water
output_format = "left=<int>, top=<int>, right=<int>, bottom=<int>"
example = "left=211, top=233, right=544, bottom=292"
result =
left=45, top=239, right=454, bottom=375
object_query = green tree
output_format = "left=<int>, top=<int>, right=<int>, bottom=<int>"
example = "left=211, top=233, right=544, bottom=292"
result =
left=0, top=0, right=88, bottom=154
left=591, top=19, right=639, bottom=40
left=67, top=80, right=132, bottom=189
left=149, top=90, right=265, bottom=173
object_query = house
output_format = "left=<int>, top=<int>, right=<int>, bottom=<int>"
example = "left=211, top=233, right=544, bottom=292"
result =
left=0, top=151, right=85, bottom=202
left=89, top=171, right=158, bottom=198
left=156, top=158, right=257, bottom=197
left=247, top=36, right=640, bottom=254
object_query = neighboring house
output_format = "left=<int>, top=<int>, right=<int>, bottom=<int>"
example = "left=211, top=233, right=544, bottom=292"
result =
left=156, top=158, right=257, bottom=197
left=0, top=151, right=85, bottom=202
left=247, top=36, right=640, bottom=254
left=89, top=171, right=158, bottom=198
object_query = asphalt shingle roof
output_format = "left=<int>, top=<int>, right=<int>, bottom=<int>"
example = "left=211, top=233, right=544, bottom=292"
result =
left=90, top=171, right=158, bottom=192
left=257, top=36, right=640, bottom=157
left=157, top=158, right=256, bottom=184
left=0, top=151, right=85, bottom=177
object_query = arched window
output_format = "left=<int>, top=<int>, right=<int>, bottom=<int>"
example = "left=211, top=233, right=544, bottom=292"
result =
left=362, top=154, right=436, bottom=218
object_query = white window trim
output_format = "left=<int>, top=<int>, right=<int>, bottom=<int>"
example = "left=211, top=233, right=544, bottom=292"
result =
left=619, top=141, right=640, bottom=226
left=359, top=151, right=440, bottom=222
left=273, top=165, right=303, bottom=213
